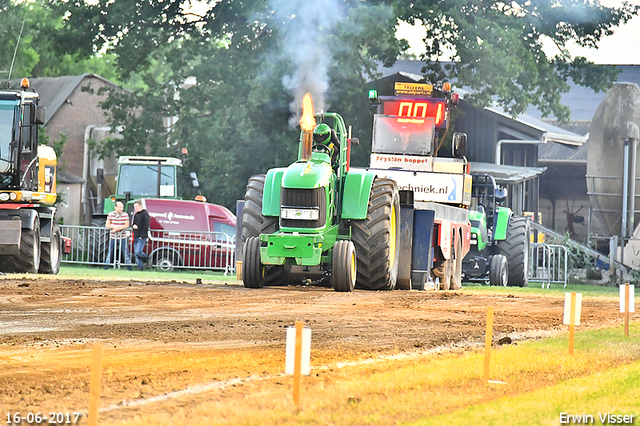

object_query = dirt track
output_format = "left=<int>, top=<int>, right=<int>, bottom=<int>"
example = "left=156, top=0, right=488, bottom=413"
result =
left=0, top=276, right=630, bottom=424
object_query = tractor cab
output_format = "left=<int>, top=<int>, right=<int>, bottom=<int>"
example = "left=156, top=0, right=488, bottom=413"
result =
left=371, top=115, right=436, bottom=157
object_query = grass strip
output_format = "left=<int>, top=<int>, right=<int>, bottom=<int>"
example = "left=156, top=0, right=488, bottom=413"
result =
left=107, top=323, right=640, bottom=426
left=55, top=264, right=240, bottom=284
left=411, top=357, right=640, bottom=425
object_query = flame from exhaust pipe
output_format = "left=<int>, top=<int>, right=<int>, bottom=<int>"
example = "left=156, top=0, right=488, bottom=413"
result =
left=300, top=93, right=316, bottom=131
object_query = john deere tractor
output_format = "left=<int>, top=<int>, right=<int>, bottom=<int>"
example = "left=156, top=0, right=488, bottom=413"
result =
left=462, top=174, right=530, bottom=287
left=241, top=94, right=400, bottom=292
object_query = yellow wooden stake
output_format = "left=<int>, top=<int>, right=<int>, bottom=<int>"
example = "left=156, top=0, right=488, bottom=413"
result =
left=625, top=283, right=630, bottom=337
left=88, top=344, right=103, bottom=426
left=569, top=292, right=576, bottom=355
left=293, top=321, right=303, bottom=407
left=483, top=307, right=494, bottom=382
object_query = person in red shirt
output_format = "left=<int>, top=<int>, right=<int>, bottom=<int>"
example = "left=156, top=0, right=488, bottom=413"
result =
left=103, top=201, right=132, bottom=270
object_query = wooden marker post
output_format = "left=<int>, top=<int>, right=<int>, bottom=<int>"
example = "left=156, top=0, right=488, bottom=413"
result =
left=483, top=307, right=494, bottom=382
left=620, top=283, right=635, bottom=337
left=88, top=344, right=103, bottom=426
left=563, top=292, right=582, bottom=355
left=293, top=321, right=303, bottom=407
left=625, top=284, right=630, bottom=337
left=285, top=321, right=311, bottom=408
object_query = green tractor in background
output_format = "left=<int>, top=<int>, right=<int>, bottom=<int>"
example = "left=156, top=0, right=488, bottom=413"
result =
left=241, top=94, right=400, bottom=292
left=462, top=174, right=531, bottom=287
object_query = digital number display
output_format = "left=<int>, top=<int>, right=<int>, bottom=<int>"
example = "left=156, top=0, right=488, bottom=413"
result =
left=382, top=99, right=446, bottom=126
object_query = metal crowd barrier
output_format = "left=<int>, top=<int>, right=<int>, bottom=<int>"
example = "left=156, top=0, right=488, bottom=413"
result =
left=529, top=243, right=568, bottom=288
left=60, top=225, right=236, bottom=274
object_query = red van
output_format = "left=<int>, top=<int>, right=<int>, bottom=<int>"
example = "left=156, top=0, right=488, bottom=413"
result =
left=139, top=198, right=236, bottom=271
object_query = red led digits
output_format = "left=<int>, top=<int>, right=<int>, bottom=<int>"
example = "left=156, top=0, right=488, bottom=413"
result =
left=384, top=100, right=446, bottom=126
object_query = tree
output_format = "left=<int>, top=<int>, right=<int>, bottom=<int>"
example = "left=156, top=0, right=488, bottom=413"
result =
left=51, top=0, right=403, bottom=208
left=0, top=0, right=121, bottom=81
left=47, top=0, right=639, bottom=207
left=389, top=0, right=640, bottom=121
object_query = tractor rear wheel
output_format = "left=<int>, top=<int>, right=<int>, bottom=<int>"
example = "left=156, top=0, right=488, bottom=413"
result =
left=497, top=215, right=530, bottom=287
left=489, top=254, right=508, bottom=286
left=351, top=178, right=400, bottom=290
left=88, top=217, right=109, bottom=263
left=242, top=175, right=278, bottom=241
left=242, top=175, right=288, bottom=287
left=243, top=236, right=265, bottom=288
left=40, top=222, right=62, bottom=274
left=331, top=240, right=356, bottom=292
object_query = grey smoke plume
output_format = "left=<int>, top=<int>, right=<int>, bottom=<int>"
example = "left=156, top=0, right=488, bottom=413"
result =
left=271, top=0, right=343, bottom=127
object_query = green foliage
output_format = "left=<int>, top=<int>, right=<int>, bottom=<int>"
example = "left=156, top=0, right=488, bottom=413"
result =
left=0, top=1, right=121, bottom=82
left=37, top=125, right=68, bottom=170
left=390, top=0, right=639, bottom=121
left=15, top=0, right=638, bottom=209
left=49, top=0, right=403, bottom=208
left=562, top=233, right=595, bottom=271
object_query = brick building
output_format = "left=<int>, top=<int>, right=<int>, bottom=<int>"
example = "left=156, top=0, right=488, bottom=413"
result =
left=26, top=74, right=121, bottom=225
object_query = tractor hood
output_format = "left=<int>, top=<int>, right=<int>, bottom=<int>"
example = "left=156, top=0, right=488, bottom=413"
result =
left=282, top=153, right=333, bottom=189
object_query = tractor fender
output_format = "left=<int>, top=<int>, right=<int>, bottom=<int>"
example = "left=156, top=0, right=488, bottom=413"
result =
left=262, top=168, right=286, bottom=217
left=493, top=207, right=512, bottom=241
left=340, top=170, right=376, bottom=220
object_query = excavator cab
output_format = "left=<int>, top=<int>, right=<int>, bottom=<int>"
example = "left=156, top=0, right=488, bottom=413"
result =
left=0, top=79, right=45, bottom=192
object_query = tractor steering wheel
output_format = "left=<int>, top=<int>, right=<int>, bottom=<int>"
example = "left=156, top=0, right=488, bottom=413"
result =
left=312, top=144, right=331, bottom=154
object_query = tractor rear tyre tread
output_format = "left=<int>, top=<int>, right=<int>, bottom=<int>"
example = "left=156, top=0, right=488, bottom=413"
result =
left=497, top=215, right=530, bottom=287
left=242, top=174, right=287, bottom=287
left=243, top=237, right=265, bottom=288
left=88, top=217, right=109, bottom=263
left=331, top=240, right=356, bottom=292
left=264, top=263, right=292, bottom=286
left=242, top=175, right=278, bottom=242
left=352, top=178, right=400, bottom=291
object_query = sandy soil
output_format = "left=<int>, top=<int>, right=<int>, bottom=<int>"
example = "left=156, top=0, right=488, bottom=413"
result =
left=0, top=276, right=629, bottom=424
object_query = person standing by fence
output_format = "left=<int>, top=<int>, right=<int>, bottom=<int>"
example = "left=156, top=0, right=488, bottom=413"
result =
left=104, top=201, right=132, bottom=270
left=132, top=200, right=150, bottom=271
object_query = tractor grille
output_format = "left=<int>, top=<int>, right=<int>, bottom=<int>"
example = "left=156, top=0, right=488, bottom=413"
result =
left=280, top=187, right=327, bottom=229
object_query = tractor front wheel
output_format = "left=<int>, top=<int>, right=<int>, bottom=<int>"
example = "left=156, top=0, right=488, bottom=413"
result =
left=243, top=236, right=265, bottom=288
left=489, top=254, right=508, bottom=286
left=331, top=240, right=356, bottom=292
left=351, top=178, right=400, bottom=291
left=242, top=174, right=289, bottom=287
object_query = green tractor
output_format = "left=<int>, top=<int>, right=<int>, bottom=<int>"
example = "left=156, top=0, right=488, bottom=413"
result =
left=461, top=174, right=531, bottom=287
left=241, top=95, right=400, bottom=291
